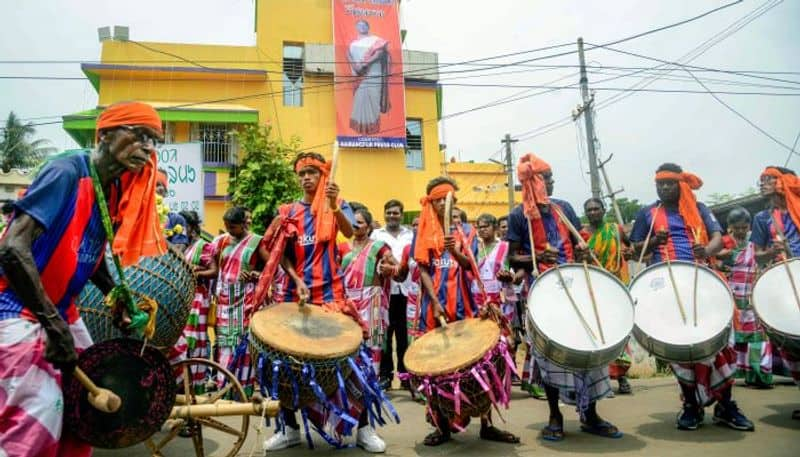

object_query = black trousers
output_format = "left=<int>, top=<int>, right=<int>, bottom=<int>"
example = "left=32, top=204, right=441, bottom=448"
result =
left=379, top=293, right=408, bottom=380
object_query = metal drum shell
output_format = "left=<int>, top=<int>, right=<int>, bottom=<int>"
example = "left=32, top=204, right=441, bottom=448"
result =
left=526, top=263, right=635, bottom=370
left=751, top=259, right=800, bottom=358
left=76, top=247, right=195, bottom=349
left=629, top=261, right=733, bottom=364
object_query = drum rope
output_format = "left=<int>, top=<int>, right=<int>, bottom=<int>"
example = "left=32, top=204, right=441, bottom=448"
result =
left=87, top=156, right=157, bottom=342
left=768, top=210, right=800, bottom=311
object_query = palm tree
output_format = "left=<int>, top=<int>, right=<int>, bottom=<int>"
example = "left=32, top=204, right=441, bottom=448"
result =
left=0, top=111, right=56, bottom=172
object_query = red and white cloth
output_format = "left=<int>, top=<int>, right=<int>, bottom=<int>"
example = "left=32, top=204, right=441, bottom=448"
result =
left=1, top=318, right=93, bottom=457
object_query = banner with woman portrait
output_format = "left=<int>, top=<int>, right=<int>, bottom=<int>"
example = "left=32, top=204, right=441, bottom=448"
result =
left=333, top=0, right=406, bottom=148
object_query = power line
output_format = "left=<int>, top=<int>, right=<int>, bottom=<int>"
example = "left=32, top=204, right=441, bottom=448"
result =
left=682, top=68, right=798, bottom=155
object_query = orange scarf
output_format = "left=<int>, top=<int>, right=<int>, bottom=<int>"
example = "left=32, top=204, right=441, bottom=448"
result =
left=762, top=167, right=800, bottom=230
left=655, top=170, right=708, bottom=245
left=295, top=157, right=336, bottom=242
left=96, top=102, right=167, bottom=266
left=516, top=153, right=551, bottom=220
left=414, top=183, right=455, bottom=265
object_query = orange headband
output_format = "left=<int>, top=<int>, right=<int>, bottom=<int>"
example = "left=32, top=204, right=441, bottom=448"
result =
left=761, top=167, right=800, bottom=232
left=295, top=157, right=329, bottom=175
left=414, top=182, right=456, bottom=265
left=96, top=101, right=163, bottom=141
left=517, top=153, right=551, bottom=220
left=655, top=171, right=703, bottom=190
left=422, top=183, right=456, bottom=203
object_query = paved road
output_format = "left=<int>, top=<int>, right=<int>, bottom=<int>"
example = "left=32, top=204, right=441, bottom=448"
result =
left=94, top=376, right=799, bottom=457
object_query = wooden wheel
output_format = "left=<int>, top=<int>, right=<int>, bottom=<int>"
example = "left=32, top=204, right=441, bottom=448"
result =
left=146, top=358, right=250, bottom=457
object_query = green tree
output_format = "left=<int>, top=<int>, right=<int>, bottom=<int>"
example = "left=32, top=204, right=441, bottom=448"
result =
left=1, top=112, right=56, bottom=172
left=227, top=125, right=302, bottom=234
left=606, top=197, right=644, bottom=223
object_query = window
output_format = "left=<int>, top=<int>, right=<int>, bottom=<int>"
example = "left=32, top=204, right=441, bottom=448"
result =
left=283, top=44, right=304, bottom=107
left=191, top=123, right=237, bottom=164
left=405, top=119, right=423, bottom=170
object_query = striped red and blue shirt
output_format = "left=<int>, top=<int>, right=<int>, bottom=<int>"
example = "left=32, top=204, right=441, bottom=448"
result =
left=412, top=229, right=479, bottom=333
left=280, top=200, right=355, bottom=304
left=0, top=153, right=113, bottom=323
left=751, top=208, right=800, bottom=258
left=630, top=201, right=721, bottom=263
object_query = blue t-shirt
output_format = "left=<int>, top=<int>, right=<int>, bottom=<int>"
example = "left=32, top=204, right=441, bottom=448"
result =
left=751, top=209, right=800, bottom=257
left=630, top=201, right=721, bottom=263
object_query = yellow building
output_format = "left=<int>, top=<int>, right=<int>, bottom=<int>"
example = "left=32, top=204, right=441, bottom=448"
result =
left=444, top=161, right=521, bottom=221
left=62, top=0, right=442, bottom=234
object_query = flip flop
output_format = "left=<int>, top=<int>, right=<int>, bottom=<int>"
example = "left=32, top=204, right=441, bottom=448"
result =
left=580, top=420, right=623, bottom=439
left=480, top=426, right=520, bottom=444
left=541, top=424, right=565, bottom=442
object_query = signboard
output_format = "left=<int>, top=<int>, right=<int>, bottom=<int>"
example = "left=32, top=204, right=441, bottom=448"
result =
left=333, top=0, right=406, bottom=148
left=156, top=142, right=203, bottom=221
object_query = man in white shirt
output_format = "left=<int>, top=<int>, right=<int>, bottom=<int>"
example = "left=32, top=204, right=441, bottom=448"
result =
left=371, top=199, right=414, bottom=388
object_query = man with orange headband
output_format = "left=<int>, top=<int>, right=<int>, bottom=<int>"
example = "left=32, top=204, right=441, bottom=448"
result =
left=506, top=153, right=618, bottom=442
left=412, top=176, right=519, bottom=447
left=630, top=162, right=754, bottom=432
left=751, top=165, right=800, bottom=420
left=0, top=101, right=166, bottom=456
left=262, top=152, right=393, bottom=453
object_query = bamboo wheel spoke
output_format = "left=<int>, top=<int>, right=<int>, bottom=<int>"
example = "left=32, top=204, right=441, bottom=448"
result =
left=153, top=420, right=184, bottom=451
left=206, top=382, right=234, bottom=404
left=191, top=424, right=205, bottom=457
left=196, top=416, right=245, bottom=438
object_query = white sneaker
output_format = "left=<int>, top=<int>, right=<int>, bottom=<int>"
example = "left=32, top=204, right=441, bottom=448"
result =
left=356, top=427, right=386, bottom=453
left=263, top=428, right=301, bottom=452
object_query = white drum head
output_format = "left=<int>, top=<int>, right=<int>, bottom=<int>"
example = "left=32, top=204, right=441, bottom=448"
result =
left=630, top=261, right=733, bottom=346
left=751, top=259, right=800, bottom=338
left=527, top=264, right=634, bottom=351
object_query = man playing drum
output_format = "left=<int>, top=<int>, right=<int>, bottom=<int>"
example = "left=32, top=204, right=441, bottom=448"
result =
left=0, top=101, right=167, bottom=456
left=751, top=165, right=800, bottom=420
left=259, top=152, right=387, bottom=453
left=412, top=176, right=519, bottom=446
left=507, top=153, right=620, bottom=441
left=630, top=163, right=754, bottom=431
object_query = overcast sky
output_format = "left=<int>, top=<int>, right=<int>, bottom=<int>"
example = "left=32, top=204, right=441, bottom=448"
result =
left=1, top=0, right=798, bottom=212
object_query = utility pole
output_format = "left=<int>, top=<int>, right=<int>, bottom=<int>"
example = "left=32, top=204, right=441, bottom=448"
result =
left=577, top=37, right=601, bottom=199
left=502, top=133, right=518, bottom=215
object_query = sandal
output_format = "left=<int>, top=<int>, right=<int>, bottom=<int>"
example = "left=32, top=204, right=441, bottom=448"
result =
left=618, top=378, right=632, bottom=395
left=480, top=425, right=520, bottom=443
left=541, top=417, right=565, bottom=442
left=423, top=430, right=451, bottom=446
left=792, top=410, right=800, bottom=420
left=580, top=420, right=623, bottom=439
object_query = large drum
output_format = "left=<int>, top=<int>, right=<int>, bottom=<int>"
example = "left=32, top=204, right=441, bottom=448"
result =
left=751, top=259, right=800, bottom=358
left=63, top=338, right=176, bottom=448
left=77, top=248, right=195, bottom=349
left=629, top=261, right=733, bottom=363
left=526, top=263, right=634, bottom=370
left=404, top=318, right=515, bottom=420
left=249, top=302, right=369, bottom=410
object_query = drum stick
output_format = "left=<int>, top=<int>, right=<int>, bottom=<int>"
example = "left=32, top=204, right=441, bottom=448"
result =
left=552, top=262, right=599, bottom=345
left=636, top=204, right=661, bottom=269
left=73, top=367, right=122, bottom=413
left=583, top=261, right=605, bottom=344
left=326, top=142, right=340, bottom=211
left=768, top=211, right=800, bottom=312
left=551, top=205, right=601, bottom=267
left=665, top=256, right=688, bottom=324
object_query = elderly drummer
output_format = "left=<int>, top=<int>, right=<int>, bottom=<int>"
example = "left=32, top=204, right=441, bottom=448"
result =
left=751, top=165, right=800, bottom=420
left=412, top=176, right=520, bottom=446
left=507, top=153, right=620, bottom=442
left=630, top=162, right=754, bottom=431
left=0, top=101, right=167, bottom=456
left=256, top=151, right=390, bottom=453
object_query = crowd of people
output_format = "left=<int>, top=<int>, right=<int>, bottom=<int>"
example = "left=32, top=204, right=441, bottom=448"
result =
left=0, top=101, right=798, bottom=456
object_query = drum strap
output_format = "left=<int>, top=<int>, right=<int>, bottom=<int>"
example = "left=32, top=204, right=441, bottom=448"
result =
left=88, top=157, right=152, bottom=335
